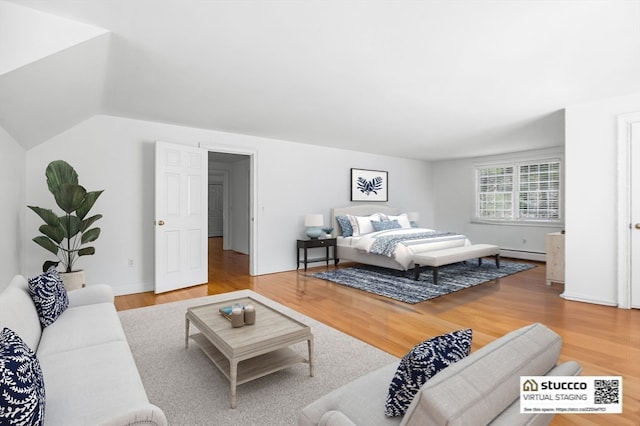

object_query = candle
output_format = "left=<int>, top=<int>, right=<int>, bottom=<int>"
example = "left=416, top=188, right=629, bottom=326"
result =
left=244, top=304, right=256, bottom=325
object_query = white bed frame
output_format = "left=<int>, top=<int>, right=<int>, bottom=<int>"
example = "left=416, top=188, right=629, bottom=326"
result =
left=330, top=204, right=408, bottom=271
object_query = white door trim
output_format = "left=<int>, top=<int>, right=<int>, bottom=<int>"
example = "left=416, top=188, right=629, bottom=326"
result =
left=200, top=142, right=258, bottom=276
left=616, top=112, right=640, bottom=308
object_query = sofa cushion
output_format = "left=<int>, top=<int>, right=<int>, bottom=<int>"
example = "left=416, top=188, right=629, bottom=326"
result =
left=38, top=341, right=151, bottom=425
left=400, top=323, right=562, bottom=426
left=0, top=276, right=42, bottom=351
left=385, top=329, right=472, bottom=417
left=0, top=327, right=46, bottom=426
left=37, top=303, right=127, bottom=358
left=27, top=268, right=69, bottom=328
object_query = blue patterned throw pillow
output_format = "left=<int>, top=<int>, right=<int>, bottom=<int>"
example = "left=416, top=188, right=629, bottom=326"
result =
left=336, top=215, right=353, bottom=237
left=384, top=328, right=472, bottom=417
left=371, top=219, right=401, bottom=231
left=0, top=327, right=46, bottom=426
left=27, top=267, right=69, bottom=328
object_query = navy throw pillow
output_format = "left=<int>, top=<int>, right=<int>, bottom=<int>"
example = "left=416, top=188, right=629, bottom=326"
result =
left=385, top=328, right=472, bottom=417
left=27, top=267, right=69, bottom=328
left=0, top=327, right=46, bottom=425
left=335, top=215, right=353, bottom=237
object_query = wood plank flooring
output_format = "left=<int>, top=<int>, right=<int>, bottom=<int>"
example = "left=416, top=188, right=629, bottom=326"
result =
left=116, top=237, right=639, bottom=425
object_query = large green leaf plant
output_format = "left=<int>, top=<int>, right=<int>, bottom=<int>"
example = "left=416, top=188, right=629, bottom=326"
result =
left=28, top=160, right=104, bottom=273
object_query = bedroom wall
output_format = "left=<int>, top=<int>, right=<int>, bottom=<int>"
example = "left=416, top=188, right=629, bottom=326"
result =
left=432, top=147, right=565, bottom=259
left=0, top=125, right=26, bottom=290
left=24, top=114, right=434, bottom=295
left=564, top=92, right=640, bottom=306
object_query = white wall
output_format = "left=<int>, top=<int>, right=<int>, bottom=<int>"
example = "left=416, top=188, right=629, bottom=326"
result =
left=24, top=115, right=434, bottom=295
left=229, top=157, right=250, bottom=254
left=0, top=125, right=25, bottom=289
left=432, top=148, right=565, bottom=257
left=564, top=93, right=640, bottom=306
left=208, top=158, right=250, bottom=253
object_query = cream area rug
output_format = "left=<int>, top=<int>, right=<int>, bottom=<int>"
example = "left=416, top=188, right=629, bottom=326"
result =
left=118, top=290, right=398, bottom=426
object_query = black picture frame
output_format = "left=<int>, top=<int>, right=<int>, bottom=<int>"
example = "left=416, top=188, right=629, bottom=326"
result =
left=350, top=168, right=388, bottom=202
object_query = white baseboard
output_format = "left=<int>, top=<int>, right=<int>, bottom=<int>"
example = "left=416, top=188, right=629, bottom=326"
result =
left=559, top=292, right=618, bottom=307
left=500, top=249, right=545, bottom=262
left=111, top=281, right=155, bottom=296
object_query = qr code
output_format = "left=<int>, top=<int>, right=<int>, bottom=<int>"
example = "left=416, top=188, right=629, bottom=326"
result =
left=594, top=379, right=620, bottom=404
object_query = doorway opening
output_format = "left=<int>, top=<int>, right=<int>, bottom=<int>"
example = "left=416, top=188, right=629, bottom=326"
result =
left=206, top=148, right=255, bottom=276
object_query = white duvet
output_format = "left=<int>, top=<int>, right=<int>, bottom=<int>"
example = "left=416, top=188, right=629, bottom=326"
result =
left=350, top=227, right=470, bottom=269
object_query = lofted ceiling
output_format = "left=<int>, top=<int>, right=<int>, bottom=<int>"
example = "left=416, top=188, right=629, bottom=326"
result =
left=1, top=0, right=639, bottom=161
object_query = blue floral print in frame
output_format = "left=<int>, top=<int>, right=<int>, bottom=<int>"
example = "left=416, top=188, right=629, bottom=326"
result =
left=351, top=168, right=388, bottom=201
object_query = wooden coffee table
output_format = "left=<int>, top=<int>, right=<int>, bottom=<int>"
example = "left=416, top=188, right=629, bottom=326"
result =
left=185, top=297, right=314, bottom=408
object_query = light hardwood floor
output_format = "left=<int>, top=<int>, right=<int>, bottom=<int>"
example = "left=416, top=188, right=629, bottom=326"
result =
left=116, top=238, right=639, bottom=426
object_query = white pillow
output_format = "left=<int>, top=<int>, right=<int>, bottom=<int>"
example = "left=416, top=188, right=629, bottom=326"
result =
left=386, top=213, right=412, bottom=229
left=348, top=213, right=384, bottom=236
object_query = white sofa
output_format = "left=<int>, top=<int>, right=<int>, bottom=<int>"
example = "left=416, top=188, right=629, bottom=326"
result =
left=0, top=275, right=167, bottom=426
left=298, top=323, right=581, bottom=426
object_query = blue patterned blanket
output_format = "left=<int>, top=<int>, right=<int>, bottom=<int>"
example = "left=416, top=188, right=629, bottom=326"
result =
left=368, top=230, right=466, bottom=257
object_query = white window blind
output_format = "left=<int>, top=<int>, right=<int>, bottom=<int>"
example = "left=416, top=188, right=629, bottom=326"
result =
left=477, top=167, right=514, bottom=219
left=476, top=160, right=561, bottom=222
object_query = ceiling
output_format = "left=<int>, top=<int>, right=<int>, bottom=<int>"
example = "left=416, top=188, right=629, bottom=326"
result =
left=2, top=0, right=639, bottom=161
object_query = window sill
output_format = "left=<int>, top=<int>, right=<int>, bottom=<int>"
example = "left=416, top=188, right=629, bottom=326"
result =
left=470, top=219, right=564, bottom=228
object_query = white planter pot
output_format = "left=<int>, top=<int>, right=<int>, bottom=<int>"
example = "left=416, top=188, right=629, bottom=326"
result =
left=59, top=270, right=86, bottom=291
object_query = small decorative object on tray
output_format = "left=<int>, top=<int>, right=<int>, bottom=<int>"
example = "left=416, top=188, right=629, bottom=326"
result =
left=218, top=305, right=235, bottom=321
left=244, top=303, right=256, bottom=325
left=219, top=302, right=256, bottom=327
left=230, top=304, right=244, bottom=327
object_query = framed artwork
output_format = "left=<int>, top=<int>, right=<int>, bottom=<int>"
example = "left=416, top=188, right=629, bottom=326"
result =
left=351, top=168, right=388, bottom=202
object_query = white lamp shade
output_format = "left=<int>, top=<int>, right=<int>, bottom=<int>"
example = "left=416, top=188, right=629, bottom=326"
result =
left=304, top=214, right=324, bottom=227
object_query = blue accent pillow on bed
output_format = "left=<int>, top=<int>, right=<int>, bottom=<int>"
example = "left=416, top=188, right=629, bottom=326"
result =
left=371, top=219, right=401, bottom=231
left=336, top=215, right=353, bottom=237
left=27, top=267, right=69, bottom=328
left=384, top=328, right=472, bottom=417
left=0, top=327, right=46, bottom=426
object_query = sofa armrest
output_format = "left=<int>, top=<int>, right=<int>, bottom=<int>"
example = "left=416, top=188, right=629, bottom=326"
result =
left=96, top=404, right=168, bottom=426
left=545, top=360, right=582, bottom=377
left=67, top=284, right=114, bottom=307
left=318, top=411, right=358, bottom=426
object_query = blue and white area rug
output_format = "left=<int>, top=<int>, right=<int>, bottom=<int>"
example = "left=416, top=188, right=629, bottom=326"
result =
left=312, top=261, right=535, bottom=304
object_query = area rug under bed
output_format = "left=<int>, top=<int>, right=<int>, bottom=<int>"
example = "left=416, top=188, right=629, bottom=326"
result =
left=312, top=261, right=535, bottom=304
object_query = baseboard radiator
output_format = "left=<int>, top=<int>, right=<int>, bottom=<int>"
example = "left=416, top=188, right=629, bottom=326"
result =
left=499, top=249, right=545, bottom=262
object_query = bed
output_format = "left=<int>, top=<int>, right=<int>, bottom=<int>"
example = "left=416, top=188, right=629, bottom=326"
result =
left=330, top=205, right=471, bottom=271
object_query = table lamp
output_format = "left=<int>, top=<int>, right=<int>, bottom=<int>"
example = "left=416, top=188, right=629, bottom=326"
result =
left=304, top=214, right=324, bottom=239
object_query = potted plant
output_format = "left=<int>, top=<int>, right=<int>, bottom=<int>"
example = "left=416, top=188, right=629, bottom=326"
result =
left=28, top=160, right=104, bottom=290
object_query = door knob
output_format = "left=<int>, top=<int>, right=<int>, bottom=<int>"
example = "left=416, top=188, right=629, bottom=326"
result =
left=158, top=220, right=165, bottom=226
left=635, top=223, right=640, bottom=230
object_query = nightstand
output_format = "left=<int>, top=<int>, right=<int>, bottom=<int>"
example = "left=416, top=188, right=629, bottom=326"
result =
left=297, top=238, right=338, bottom=272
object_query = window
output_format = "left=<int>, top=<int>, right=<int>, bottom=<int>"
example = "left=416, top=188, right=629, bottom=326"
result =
left=476, top=160, right=561, bottom=223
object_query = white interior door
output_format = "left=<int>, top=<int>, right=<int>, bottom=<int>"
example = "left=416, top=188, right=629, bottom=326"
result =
left=155, top=141, right=208, bottom=293
left=631, top=121, right=640, bottom=308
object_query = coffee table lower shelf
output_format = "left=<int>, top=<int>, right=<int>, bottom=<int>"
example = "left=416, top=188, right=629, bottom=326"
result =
left=190, top=333, right=308, bottom=385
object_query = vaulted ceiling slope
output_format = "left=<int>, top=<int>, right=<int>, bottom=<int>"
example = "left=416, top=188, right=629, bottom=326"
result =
left=1, top=0, right=639, bottom=160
